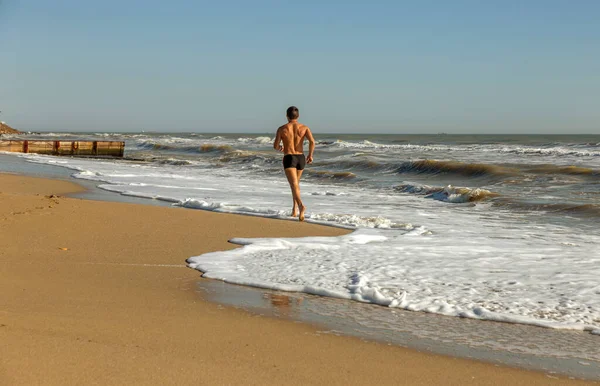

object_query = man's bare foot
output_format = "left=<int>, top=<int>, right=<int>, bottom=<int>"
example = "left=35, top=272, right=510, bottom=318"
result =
left=299, top=204, right=305, bottom=222
left=291, top=209, right=298, bottom=217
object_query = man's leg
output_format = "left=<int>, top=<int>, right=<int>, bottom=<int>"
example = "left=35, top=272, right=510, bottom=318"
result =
left=296, top=169, right=305, bottom=221
left=285, top=168, right=305, bottom=221
left=291, top=169, right=304, bottom=216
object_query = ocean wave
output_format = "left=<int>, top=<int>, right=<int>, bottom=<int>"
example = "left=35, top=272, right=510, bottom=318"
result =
left=135, top=141, right=173, bottom=151
left=176, top=198, right=410, bottom=229
left=395, top=184, right=499, bottom=203
left=301, top=156, right=599, bottom=180
left=217, top=150, right=278, bottom=165
left=317, top=157, right=388, bottom=173
left=494, top=200, right=600, bottom=218
left=324, top=139, right=600, bottom=158
left=310, top=191, right=348, bottom=196
left=199, top=144, right=234, bottom=153
left=496, top=146, right=600, bottom=157
left=23, top=132, right=79, bottom=137
left=236, top=136, right=273, bottom=145
left=525, top=164, right=599, bottom=176
left=306, top=170, right=358, bottom=180
left=177, top=198, right=286, bottom=217
left=133, top=140, right=282, bottom=169
left=398, top=159, right=513, bottom=177
left=135, top=141, right=234, bottom=154
left=554, top=204, right=600, bottom=217
left=155, top=158, right=194, bottom=166
left=308, top=213, right=416, bottom=229
left=125, top=155, right=197, bottom=166
left=316, top=156, right=599, bottom=181
left=93, top=132, right=126, bottom=137
left=327, top=140, right=455, bottom=152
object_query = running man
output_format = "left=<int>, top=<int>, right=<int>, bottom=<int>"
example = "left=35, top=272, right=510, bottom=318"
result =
left=273, top=106, right=315, bottom=221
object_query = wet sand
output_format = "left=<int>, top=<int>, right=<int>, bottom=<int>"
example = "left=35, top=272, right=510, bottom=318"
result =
left=0, top=173, right=596, bottom=385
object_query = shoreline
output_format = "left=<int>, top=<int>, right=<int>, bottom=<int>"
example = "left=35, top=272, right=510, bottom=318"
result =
left=0, top=169, right=597, bottom=383
left=196, top=279, right=600, bottom=380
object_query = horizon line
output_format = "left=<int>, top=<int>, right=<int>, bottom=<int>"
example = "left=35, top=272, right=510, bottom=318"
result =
left=15, top=129, right=600, bottom=136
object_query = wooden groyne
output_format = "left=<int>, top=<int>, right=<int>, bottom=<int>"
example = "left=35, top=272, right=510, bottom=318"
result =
left=0, top=140, right=125, bottom=158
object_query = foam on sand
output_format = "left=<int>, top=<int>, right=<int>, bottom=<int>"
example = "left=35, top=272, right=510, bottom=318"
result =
left=188, top=229, right=600, bottom=335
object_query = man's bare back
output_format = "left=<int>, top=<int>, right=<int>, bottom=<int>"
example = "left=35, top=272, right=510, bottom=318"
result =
left=275, top=122, right=315, bottom=160
left=273, top=106, right=315, bottom=221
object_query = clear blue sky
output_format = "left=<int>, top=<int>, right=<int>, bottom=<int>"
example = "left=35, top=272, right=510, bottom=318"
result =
left=1, top=0, right=599, bottom=133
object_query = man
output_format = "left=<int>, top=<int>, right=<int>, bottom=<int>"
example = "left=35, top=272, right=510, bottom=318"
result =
left=273, top=106, right=315, bottom=221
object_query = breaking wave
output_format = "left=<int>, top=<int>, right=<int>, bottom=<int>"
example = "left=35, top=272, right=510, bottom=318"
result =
left=324, top=140, right=600, bottom=157
left=306, top=170, right=357, bottom=180
left=199, top=144, right=234, bottom=153
left=136, top=141, right=234, bottom=154
left=327, top=140, right=455, bottom=152
left=497, top=146, right=600, bottom=158
left=395, top=184, right=499, bottom=203
left=397, top=160, right=513, bottom=178
left=236, top=136, right=273, bottom=145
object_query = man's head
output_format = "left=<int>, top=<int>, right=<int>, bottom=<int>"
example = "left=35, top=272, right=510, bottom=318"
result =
left=286, top=106, right=299, bottom=121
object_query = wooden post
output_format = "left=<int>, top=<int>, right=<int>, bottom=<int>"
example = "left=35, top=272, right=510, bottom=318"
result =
left=92, top=141, right=98, bottom=155
left=53, top=141, right=60, bottom=155
left=23, top=140, right=29, bottom=153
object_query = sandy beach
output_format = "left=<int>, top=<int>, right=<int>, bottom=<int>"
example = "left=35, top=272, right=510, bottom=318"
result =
left=0, top=172, right=596, bottom=385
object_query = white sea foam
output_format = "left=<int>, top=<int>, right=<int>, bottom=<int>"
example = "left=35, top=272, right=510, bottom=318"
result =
left=330, top=140, right=456, bottom=152
left=19, top=151, right=600, bottom=336
left=395, top=183, right=497, bottom=203
left=325, top=140, right=600, bottom=169
left=237, top=136, right=273, bottom=145
left=310, top=191, right=347, bottom=196
left=308, top=213, right=412, bottom=229
left=329, top=139, right=600, bottom=157
left=188, top=229, right=600, bottom=334
left=496, top=146, right=600, bottom=158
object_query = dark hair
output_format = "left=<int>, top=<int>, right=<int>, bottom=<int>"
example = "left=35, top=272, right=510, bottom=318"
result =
left=286, top=106, right=299, bottom=120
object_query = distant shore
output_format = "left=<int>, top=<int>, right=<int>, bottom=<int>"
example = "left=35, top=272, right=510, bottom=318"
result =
left=0, top=172, right=597, bottom=385
left=0, top=121, right=20, bottom=134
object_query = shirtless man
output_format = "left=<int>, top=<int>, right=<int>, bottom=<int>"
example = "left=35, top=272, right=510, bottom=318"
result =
left=273, top=106, right=315, bottom=221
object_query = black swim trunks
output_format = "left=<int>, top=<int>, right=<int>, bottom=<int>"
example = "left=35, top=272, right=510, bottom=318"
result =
left=283, top=154, right=306, bottom=170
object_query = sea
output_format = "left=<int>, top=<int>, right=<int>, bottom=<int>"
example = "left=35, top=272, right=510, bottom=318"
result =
left=2, top=131, right=600, bottom=376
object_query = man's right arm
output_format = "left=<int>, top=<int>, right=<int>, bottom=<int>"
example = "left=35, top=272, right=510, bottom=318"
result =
left=305, top=128, right=315, bottom=164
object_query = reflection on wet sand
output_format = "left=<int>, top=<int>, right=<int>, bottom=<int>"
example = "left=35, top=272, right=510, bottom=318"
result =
left=265, top=293, right=303, bottom=315
left=196, top=279, right=600, bottom=381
